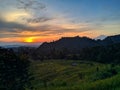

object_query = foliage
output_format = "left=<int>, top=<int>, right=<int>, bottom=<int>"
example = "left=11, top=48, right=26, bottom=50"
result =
left=92, top=66, right=118, bottom=81
left=33, top=42, right=120, bottom=64
left=0, top=48, right=32, bottom=90
left=27, top=60, right=120, bottom=90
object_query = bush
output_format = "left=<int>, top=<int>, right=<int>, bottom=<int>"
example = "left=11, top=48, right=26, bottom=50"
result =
left=0, top=48, right=32, bottom=90
left=92, top=68, right=118, bottom=81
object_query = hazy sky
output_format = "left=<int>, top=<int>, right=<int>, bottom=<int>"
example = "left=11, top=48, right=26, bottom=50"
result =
left=0, top=0, right=120, bottom=43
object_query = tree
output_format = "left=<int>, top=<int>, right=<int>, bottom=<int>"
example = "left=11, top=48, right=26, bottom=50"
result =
left=0, top=48, right=32, bottom=90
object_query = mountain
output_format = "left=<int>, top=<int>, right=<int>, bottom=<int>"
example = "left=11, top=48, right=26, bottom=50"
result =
left=37, top=36, right=99, bottom=54
left=32, top=34, right=120, bottom=60
left=37, top=34, right=119, bottom=51
left=102, top=34, right=120, bottom=45
left=0, top=42, right=41, bottom=48
left=94, top=35, right=107, bottom=40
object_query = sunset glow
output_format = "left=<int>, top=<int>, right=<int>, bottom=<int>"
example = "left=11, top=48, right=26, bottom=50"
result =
left=24, top=38, right=34, bottom=43
left=0, top=0, right=120, bottom=45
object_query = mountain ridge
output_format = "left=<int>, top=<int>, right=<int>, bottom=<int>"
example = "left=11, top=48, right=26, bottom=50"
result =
left=36, top=34, right=120, bottom=55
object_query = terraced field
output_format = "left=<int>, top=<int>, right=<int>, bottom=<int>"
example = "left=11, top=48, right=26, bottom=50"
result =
left=27, top=60, right=120, bottom=90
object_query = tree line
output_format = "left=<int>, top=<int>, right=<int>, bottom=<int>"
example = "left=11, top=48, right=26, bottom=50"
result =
left=33, top=43, right=120, bottom=63
left=0, top=47, right=33, bottom=90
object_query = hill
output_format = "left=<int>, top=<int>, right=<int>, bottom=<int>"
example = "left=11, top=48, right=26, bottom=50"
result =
left=102, top=34, right=120, bottom=45
left=34, top=34, right=120, bottom=61
left=38, top=34, right=120, bottom=52
left=38, top=36, right=99, bottom=53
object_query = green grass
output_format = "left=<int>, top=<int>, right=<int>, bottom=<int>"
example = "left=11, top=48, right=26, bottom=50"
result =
left=26, top=60, right=120, bottom=90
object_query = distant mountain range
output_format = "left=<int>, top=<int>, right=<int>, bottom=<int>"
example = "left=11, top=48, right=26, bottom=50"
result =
left=0, top=42, right=42, bottom=48
left=1, top=34, right=120, bottom=61
left=37, top=34, right=120, bottom=55
left=94, top=35, right=107, bottom=40
left=1, top=34, right=120, bottom=51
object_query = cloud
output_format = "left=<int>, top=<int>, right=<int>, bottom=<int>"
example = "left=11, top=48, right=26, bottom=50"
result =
left=25, top=17, right=53, bottom=23
left=0, top=0, right=95, bottom=41
left=0, top=19, right=92, bottom=39
left=0, top=32, right=49, bottom=38
left=0, top=18, right=32, bottom=31
left=16, top=0, right=49, bottom=23
left=17, top=0, right=46, bottom=12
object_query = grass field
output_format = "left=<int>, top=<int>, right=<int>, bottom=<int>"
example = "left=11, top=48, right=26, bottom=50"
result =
left=26, top=60, right=120, bottom=90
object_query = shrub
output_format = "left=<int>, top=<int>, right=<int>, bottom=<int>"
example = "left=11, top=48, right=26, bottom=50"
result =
left=92, top=68, right=118, bottom=81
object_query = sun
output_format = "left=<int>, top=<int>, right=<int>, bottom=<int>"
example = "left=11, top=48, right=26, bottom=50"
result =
left=24, top=37, right=34, bottom=43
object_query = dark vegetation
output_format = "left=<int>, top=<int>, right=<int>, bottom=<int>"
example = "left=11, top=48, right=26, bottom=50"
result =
left=0, top=47, right=33, bottom=90
left=80, top=43, right=120, bottom=63
left=28, top=60, right=120, bottom=90
left=33, top=34, right=120, bottom=63
left=0, top=34, right=120, bottom=90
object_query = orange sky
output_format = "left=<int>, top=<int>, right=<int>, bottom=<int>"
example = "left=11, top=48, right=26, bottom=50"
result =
left=0, top=30, right=104, bottom=43
left=0, top=0, right=120, bottom=44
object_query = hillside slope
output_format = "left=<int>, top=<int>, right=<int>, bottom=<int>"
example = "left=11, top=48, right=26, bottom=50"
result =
left=28, top=60, right=120, bottom=90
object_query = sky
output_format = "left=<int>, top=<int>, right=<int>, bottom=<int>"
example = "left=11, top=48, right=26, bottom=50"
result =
left=0, top=0, right=120, bottom=44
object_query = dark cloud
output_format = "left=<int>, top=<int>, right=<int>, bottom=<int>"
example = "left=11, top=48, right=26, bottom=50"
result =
left=16, top=0, right=54, bottom=24
left=0, top=33, right=19, bottom=38
left=0, top=18, right=53, bottom=34
left=0, top=18, right=32, bottom=31
left=25, top=17, right=53, bottom=23
left=0, top=20, right=91, bottom=38
left=17, top=0, right=46, bottom=12
left=0, top=32, right=49, bottom=38
left=0, top=14, right=92, bottom=39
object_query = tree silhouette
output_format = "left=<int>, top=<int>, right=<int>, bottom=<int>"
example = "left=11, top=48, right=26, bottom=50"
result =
left=0, top=48, right=32, bottom=90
